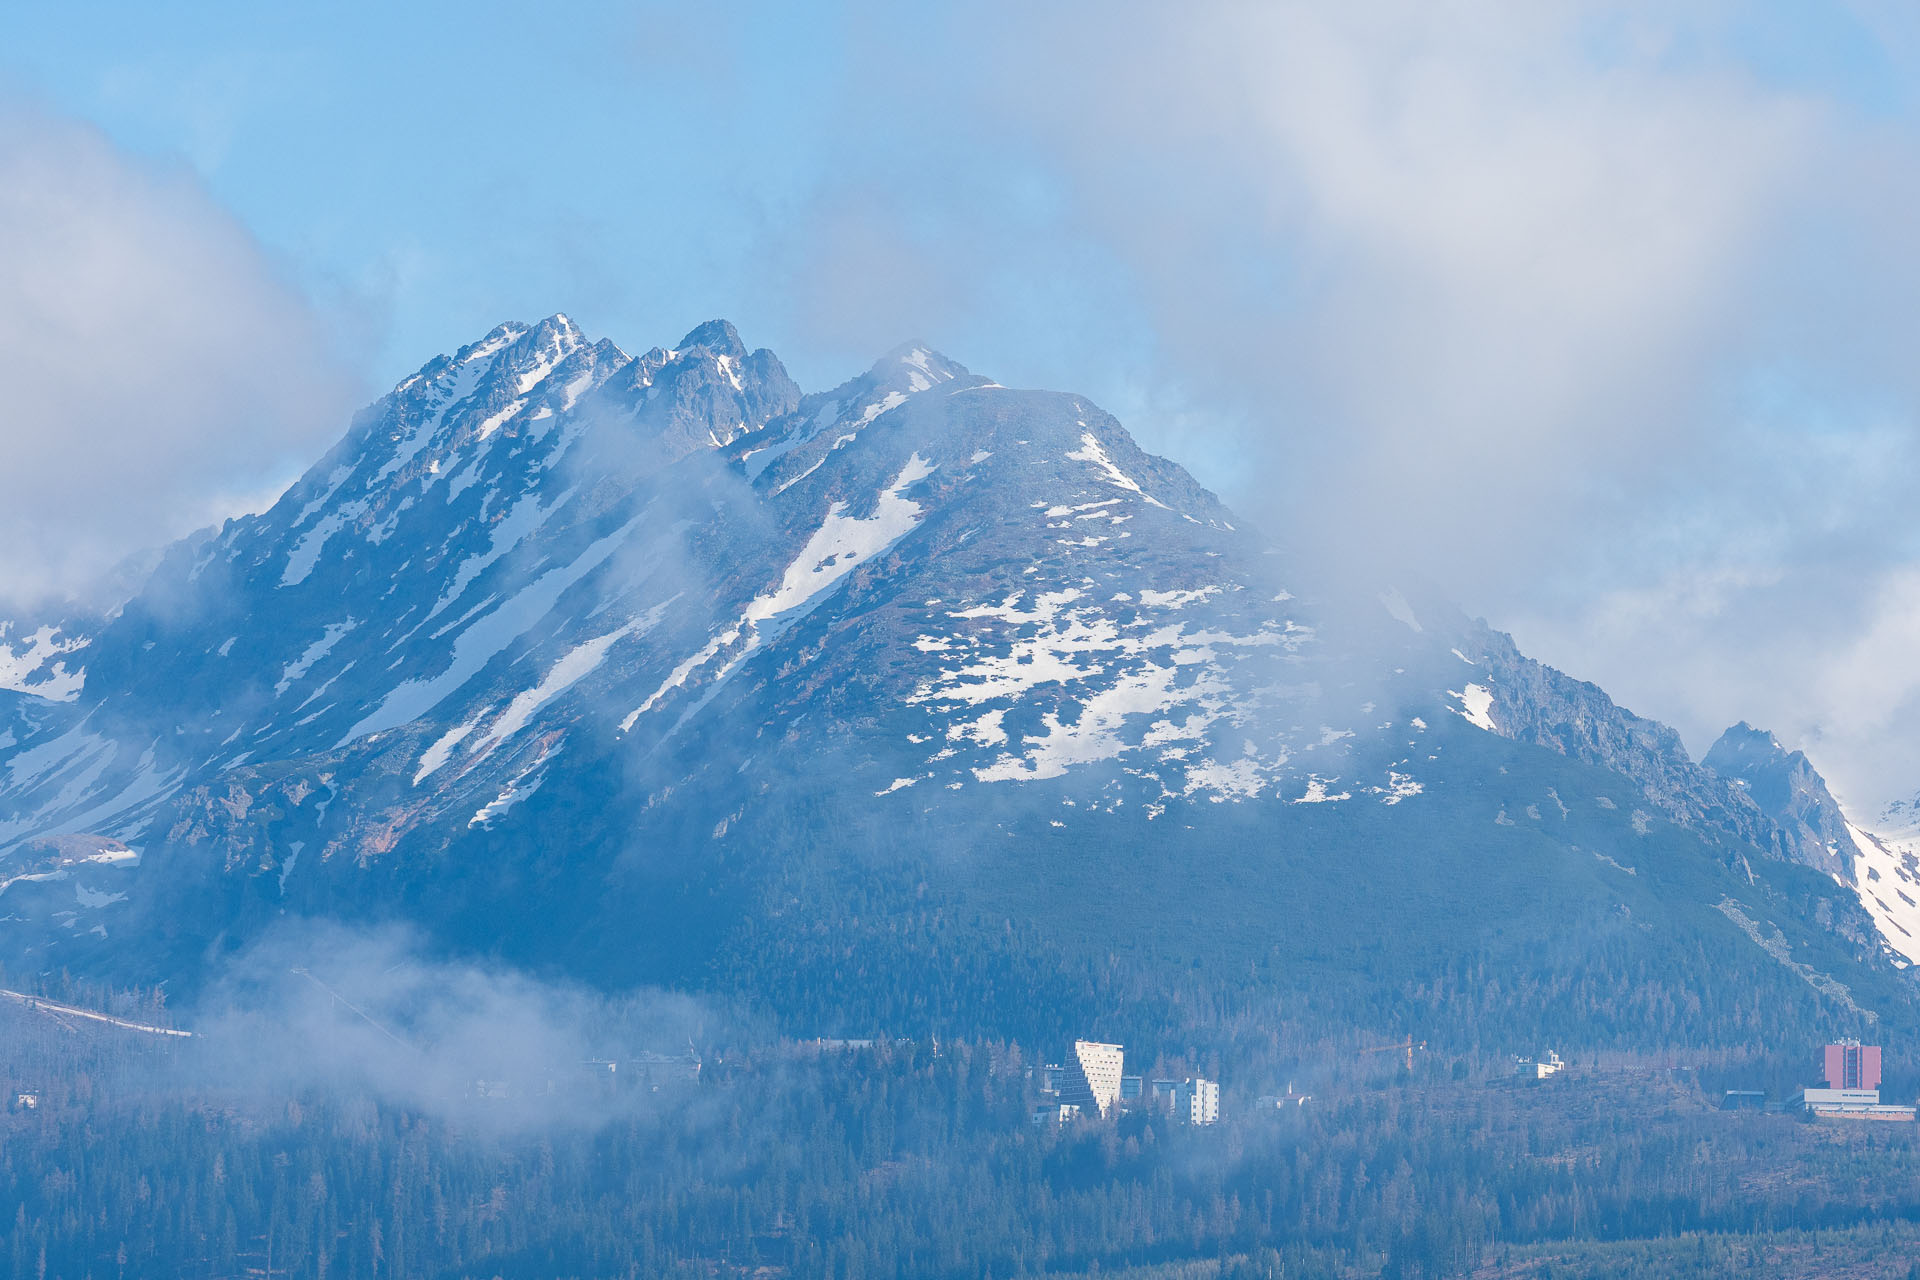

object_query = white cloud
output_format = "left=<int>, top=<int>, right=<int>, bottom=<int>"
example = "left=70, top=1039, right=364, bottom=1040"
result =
left=0, top=104, right=358, bottom=606
left=784, top=0, right=1920, bottom=813
left=1807, top=567, right=1920, bottom=803
left=949, top=4, right=1821, bottom=563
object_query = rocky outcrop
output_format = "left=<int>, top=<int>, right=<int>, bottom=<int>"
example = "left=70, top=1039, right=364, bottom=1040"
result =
left=1703, top=722, right=1857, bottom=881
left=1467, top=626, right=1786, bottom=861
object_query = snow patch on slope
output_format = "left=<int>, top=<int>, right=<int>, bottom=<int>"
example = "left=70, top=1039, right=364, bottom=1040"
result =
left=470, top=766, right=546, bottom=828
left=1066, top=432, right=1169, bottom=509
left=623, top=455, right=937, bottom=731
left=771, top=393, right=908, bottom=495
left=1450, top=684, right=1497, bottom=732
left=281, top=500, right=368, bottom=586
left=426, top=487, right=575, bottom=623
left=275, top=620, right=357, bottom=696
left=347, top=510, right=649, bottom=745
left=415, top=714, right=484, bottom=785
left=372, top=332, right=515, bottom=485
left=1294, top=776, right=1351, bottom=804
left=0, top=624, right=86, bottom=701
left=1846, top=819, right=1920, bottom=966
left=459, top=598, right=676, bottom=772
left=906, top=586, right=1306, bottom=796
left=748, top=454, right=935, bottom=624
left=1380, top=587, right=1422, bottom=633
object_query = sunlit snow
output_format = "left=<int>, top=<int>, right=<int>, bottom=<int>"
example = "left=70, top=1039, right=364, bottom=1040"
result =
left=624, top=455, right=938, bottom=731
left=346, top=509, right=650, bottom=745
left=1066, top=433, right=1170, bottom=510
left=1450, top=684, right=1497, bottom=732
left=1846, top=819, right=1920, bottom=966
left=0, top=623, right=86, bottom=701
left=1293, top=776, right=1351, bottom=804
left=274, top=620, right=357, bottom=696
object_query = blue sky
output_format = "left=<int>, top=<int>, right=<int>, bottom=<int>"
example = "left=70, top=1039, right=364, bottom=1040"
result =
left=0, top=1, right=1158, bottom=402
left=4, top=0, right=1919, bottom=811
left=6, top=2, right=1906, bottom=416
left=4, top=2, right=1908, bottom=473
left=3, top=3, right=884, bottom=386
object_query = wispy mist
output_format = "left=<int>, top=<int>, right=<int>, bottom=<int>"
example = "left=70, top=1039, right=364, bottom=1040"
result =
left=0, top=102, right=359, bottom=607
left=731, top=1, right=1920, bottom=810
left=185, top=921, right=722, bottom=1132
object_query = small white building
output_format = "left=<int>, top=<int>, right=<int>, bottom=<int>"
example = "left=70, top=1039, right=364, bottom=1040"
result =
left=1146, top=1076, right=1222, bottom=1123
left=1798, top=1087, right=1917, bottom=1120
left=1517, top=1050, right=1564, bottom=1080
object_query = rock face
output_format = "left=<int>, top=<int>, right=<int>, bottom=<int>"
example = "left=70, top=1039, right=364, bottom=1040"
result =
left=1470, top=638, right=1788, bottom=860
left=1703, top=723, right=1858, bottom=881
left=0, top=317, right=1910, bottom=1036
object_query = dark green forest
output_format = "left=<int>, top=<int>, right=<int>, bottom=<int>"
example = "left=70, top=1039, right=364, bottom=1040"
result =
left=6, top=978, right=1920, bottom=1280
left=8, top=731, right=1920, bottom=1280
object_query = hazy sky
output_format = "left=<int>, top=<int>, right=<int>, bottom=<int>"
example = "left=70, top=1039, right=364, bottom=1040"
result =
left=3, top=1, right=1918, bottom=813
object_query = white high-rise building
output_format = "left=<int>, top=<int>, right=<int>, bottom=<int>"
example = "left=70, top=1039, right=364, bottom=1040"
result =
left=1188, top=1076, right=1220, bottom=1125
left=1068, top=1041, right=1125, bottom=1118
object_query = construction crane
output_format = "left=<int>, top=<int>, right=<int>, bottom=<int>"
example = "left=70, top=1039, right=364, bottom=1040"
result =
left=1360, top=1035, right=1426, bottom=1072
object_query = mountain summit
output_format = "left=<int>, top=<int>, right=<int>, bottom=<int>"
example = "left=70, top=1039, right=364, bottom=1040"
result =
left=1704, top=722, right=1857, bottom=882
left=0, top=318, right=1911, bottom=1047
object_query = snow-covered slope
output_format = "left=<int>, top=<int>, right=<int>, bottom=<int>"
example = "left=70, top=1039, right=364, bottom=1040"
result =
left=1845, top=814, right=1920, bottom=966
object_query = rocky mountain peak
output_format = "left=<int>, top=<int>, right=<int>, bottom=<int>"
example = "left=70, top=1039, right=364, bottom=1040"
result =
left=1704, top=722, right=1855, bottom=882
left=676, top=318, right=747, bottom=360
left=1709, top=720, right=1785, bottom=759
left=866, top=343, right=969, bottom=393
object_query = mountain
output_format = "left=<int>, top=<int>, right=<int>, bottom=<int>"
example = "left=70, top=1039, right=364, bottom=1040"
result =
left=0, top=317, right=1912, bottom=1052
left=1702, top=723, right=1920, bottom=967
